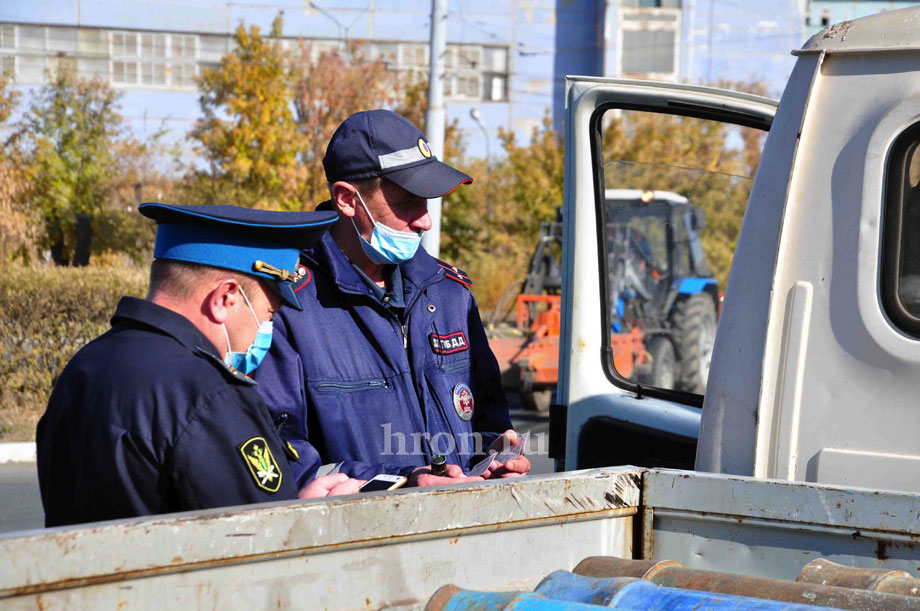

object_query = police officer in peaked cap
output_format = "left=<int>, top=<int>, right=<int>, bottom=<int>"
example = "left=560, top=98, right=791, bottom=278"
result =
left=37, top=204, right=365, bottom=527
left=255, top=110, right=531, bottom=487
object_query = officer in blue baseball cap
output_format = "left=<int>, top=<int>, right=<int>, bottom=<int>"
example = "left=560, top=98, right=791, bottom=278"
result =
left=256, top=110, right=531, bottom=490
left=37, top=204, right=365, bottom=527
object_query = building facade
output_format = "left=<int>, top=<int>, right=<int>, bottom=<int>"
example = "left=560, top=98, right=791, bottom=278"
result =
left=0, top=1, right=902, bottom=160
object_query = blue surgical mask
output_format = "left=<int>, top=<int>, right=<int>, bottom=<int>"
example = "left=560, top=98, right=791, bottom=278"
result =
left=222, top=286, right=273, bottom=375
left=351, top=188, right=423, bottom=265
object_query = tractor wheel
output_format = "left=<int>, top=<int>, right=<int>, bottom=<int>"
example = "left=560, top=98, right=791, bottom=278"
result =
left=646, top=336, right=677, bottom=389
left=670, top=294, right=718, bottom=394
left=521, top=388, right=553, bottom=413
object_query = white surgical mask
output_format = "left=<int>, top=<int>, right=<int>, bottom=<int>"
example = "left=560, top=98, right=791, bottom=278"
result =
left=351, top=188, right=423, bottom=265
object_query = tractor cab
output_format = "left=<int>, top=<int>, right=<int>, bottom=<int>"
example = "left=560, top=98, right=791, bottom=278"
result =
left=604, top=189, right=718, bottom=393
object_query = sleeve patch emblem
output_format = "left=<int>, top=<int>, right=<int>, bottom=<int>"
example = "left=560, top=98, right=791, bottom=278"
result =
left=239, top=437, right=283, bottom=493
left=429, top=331, right=469, bottom=355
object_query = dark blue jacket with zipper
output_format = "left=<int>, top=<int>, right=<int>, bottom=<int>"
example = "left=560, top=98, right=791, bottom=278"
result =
left=255, top=230, right=511, bottom=487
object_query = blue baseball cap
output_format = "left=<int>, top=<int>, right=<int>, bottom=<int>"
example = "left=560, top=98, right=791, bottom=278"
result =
left=138, top=203, right=338, bottom=311
left=323, top=109, right=473, bottom=199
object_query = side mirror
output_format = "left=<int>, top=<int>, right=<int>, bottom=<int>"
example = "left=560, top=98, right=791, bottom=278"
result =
left=691, top=207, right=706, bottom=232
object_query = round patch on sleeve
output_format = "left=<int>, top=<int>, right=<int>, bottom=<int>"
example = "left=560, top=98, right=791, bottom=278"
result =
left=239, top=437, right=283, bottom=493
left=452, top=383, right=474, bottom=421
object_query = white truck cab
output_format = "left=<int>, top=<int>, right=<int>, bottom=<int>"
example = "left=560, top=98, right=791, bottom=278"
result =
left=561, top=7, right=920, bottom=495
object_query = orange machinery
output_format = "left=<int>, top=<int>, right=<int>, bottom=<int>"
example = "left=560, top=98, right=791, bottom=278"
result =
left=488, top=295, right=648, bottom=411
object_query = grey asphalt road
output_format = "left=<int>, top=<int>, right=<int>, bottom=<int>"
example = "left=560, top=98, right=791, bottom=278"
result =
left=0, top=461, right=43, bottom=533
left=0, top=408, right=552, bottom=534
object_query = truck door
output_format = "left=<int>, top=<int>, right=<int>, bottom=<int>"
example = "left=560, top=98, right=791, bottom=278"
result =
left=557, top=77, right=776, bottom=471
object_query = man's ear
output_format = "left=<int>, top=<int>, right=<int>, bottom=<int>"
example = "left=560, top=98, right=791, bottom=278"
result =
left=331, top=181, right=358, bottom=218
left=204, top=279, right=240, bottom=324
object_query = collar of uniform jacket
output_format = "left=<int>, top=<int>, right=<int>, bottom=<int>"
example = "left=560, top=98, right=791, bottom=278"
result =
left=110, top=297, right=225, bottom=361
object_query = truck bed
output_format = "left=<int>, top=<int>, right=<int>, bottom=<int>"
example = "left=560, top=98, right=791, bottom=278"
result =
left=2, top=468, right=917, bottom=609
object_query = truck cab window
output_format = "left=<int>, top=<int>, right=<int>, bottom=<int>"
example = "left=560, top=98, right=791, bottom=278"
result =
left=882, top=124, right=920, bottom=330
left=599, top=109, right=765, bottom=398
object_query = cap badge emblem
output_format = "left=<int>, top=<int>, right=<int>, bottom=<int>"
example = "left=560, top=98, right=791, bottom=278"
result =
left=418, top=138, right=432, bottom=158
left=452, top=383, right=474, bottom=421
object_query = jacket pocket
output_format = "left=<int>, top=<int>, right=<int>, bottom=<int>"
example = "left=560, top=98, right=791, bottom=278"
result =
left=438, top=359, right=471, bottom=374
left=314, top=378, right=389, bottom=394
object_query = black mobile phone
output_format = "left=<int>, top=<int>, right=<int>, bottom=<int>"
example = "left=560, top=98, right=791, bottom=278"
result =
left=359, top=474, right=408, bottom=492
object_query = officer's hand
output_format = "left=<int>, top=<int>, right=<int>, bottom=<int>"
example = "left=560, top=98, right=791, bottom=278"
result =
left=482, top=429, right=531, bottom=479
left=298, top=473, right=365, bottom=498
left=409, top=463, right=483, bottom=487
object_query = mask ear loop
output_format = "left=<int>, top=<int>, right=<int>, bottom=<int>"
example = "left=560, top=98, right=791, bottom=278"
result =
left=353, top=187, right=378, bottom=225
left=350, top=187, right=379, bottom=251
left=221, top=323, right=233, bottom=362
left=223, top=285, right=262, bottom=364
left=238, top=285, right=261, bottom=327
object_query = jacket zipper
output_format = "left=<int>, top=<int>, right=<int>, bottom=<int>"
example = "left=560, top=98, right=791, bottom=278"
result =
left=439, top=359, right=471, bottom=374
left=315, top=379, right=389, bottom=392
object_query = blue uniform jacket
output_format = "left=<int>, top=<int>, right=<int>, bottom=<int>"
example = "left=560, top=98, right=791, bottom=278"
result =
left=255, top=231, right=511, bottom=486
left=37, top=297, right=300, bottom=526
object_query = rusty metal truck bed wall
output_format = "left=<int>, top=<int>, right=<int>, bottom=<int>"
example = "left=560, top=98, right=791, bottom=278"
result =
left=0, top=467, right=641, bottom=609
left=643, top=469, right=920, bottom=579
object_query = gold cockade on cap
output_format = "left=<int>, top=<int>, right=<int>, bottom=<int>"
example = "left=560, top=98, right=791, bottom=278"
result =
left=253, top=260, right=296, bottom=282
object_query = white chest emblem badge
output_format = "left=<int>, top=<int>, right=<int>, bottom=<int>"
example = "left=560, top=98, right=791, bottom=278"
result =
left=452, top=383, right=474, bottom=421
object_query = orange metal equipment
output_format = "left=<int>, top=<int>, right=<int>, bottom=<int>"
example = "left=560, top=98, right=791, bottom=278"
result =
left=489, top=295, right=648, bottom=409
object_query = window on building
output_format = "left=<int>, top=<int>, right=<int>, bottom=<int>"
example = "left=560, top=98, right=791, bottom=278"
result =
left=112, top=60, right=138, bottom=84
left=457, top=46, right=481, bottom=70
left=399, top=43, right=427, bottom=69
left=141, top=33, right=167, bottom=59
left=821, top=9, right=831, bottom=27
left=171, top=35, right=196, bottom=59
left=0, top=24, right=15, bottom=49
left=199, top=34, right=229, bottom=62
left=172, top=62, right=197, bottom=88
left=18, top=25, right=47, bottom=53
left=110, top=30, right=198, bottom=89
left=112, top=32, right=138, bottom=57
left=47, top=26, right=77, bottom=54
left=484, top=47, right=507, bottom=72
left=484, top=74, right=507, bottom=102
left=619, top=6, right=681, bottom=79
left=141, top=61, right=166, bottom=85
left=0, top=55, right=14, bottom=77
left=622, top=29, right=676, bottom=74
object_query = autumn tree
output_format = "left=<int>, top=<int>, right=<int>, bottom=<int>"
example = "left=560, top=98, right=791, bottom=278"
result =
left=189, top=16, right=306, bottom=210
left=19, top=69, right=124, bottom=266
left=0, top=75, right=38, bottom=263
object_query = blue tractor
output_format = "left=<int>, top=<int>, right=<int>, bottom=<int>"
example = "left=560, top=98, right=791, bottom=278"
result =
left=605, top=189, right=719, bottom=393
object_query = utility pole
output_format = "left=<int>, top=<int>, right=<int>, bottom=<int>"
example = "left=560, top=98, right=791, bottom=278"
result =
left=686, top=1, right=695, bottom=83
left=707, top=0, right=714, bottom=84
left=422, top=0, right=447, bottom=257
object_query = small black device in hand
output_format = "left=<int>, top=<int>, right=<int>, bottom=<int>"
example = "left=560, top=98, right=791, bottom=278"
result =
left=431, top=454, right=448, bottom=476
